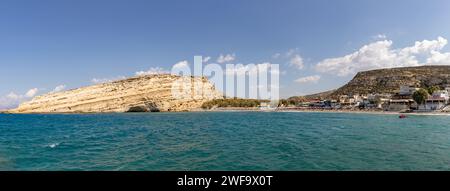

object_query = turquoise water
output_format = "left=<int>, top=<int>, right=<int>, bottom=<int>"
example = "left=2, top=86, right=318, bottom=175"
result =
left=0, top=112, right=449, bottom=170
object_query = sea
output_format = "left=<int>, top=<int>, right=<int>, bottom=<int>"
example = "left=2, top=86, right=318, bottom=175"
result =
left=0, top=112, right=449, bottom=170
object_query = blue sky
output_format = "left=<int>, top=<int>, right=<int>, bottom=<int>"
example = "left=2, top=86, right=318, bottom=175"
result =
left=1, top=0, right=450, bottom=108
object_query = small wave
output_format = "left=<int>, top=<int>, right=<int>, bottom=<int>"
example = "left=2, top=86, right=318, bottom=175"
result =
left=48, top=143, right=60, bottom=148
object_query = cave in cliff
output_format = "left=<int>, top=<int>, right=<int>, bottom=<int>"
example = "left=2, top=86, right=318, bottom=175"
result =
left=126, top=103, right=160, bottom=112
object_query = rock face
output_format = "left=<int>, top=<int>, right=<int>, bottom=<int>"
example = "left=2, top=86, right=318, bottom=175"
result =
left=10, top=74, right=223, bottom=113
left=328, top=66, right=450, bottom=98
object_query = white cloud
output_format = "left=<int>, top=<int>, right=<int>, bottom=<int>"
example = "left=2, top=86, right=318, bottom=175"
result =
left=295, top=75, right=321, bottom=84
left=402, top=36, right=447, bottom=55
left=225, top=62, right=279, bottom=76
left=91, top=78, right=104, bottom=84
left=172, top=60, right=189, bottom=69
left=6, top=92, right=19, bottom=100
left=0, top=88, right=39, bottom=109
left=373, top=34, right=387, bottom=39
left=135, top=67, right=169, bottom=76
left=289, top=54, right=304, bottom=70
left=278, top=49, right=305, bottom=70
left=286, top=48, right=298, bottom=57
left=272, top=53, right=281, bottom=59
left=315, top=36, right=450, bottom=76
left=203, top=56, right=211, bottom=63
left=0, top=95, right=18, bottom=110
left=52, top=85, right=66, bottom=93
left=170, top=60, right=192, bottom=76
left=428, top=51, right=450, bottom=65
left=217, top=54, right=236, bottom=64
left=25, top=88, right=38, bottom=98
left=91, top=76, right=126, bottom=84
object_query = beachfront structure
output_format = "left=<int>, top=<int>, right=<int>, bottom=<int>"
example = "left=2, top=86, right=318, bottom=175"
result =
left=282, top=85, right=449, bottom=111
left=337, top=95, right=359, bottom=107
left=419, top=90, right=450, bottom=110
left=259, top=102, right=276, bottom=110
left=259, top=102, right=270, bottom=108
left=384, top=86, right=419, bottom=111
left=388, top=99, right=415, bottom=111
left=361, top=94, right=390, bottom=109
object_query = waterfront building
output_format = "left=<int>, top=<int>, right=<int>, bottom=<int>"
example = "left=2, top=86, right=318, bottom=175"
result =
left=421, top=90, right=450, bottom=110
left=388, top=99, right=415, bottom=111
left=388, top=86, right=417, bottom=111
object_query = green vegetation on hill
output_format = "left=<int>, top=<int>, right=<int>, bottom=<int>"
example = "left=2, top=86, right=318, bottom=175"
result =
left=427, top=85, right=440, bottom=94
left=201, top=98, right=263, bottom=109
left=302, top=90, right=336, bottom=100
left=279, top=96, right=308, bottom=106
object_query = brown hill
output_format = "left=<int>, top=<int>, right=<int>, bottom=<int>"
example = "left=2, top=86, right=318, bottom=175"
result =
left=326, top=65, right=450, bottom=98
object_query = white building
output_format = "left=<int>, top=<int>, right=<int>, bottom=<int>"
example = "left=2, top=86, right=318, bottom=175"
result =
left=446, top=87, right=450, bottom=94
left=389, top=99, right=415, bottom=111
left=420, top=90, right=450, bottom=110
left=399, top=86, right=419, bottom=95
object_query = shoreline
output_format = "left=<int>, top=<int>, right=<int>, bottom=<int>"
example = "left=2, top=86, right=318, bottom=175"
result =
left=204, top=107, right=450, bottom=116
left=2, top=108, right=450, bottom=116
left=201, top=107, right=450, bottom=116
left=275, top=109, right=450, bottom=116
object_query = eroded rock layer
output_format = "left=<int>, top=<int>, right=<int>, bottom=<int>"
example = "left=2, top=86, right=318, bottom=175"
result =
left=10, top=74, right=223, bottom=113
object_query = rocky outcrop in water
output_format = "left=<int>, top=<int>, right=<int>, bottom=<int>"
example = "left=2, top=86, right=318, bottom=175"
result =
left=9, top=74, right=223, bottom=113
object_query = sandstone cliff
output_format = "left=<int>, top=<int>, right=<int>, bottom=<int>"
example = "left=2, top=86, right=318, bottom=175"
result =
left=10, top=74, right=223, bottom=113
left=327, top=65, right=450, bottom=98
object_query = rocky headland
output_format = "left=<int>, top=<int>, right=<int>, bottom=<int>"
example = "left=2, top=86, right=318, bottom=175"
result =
left=8, top=74, right=223, bottom=113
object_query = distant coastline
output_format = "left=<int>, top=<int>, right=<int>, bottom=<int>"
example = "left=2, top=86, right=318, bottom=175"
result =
left=0, top=107, right=450, bottom=116
left=199, top=107, right=450, bottom=116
